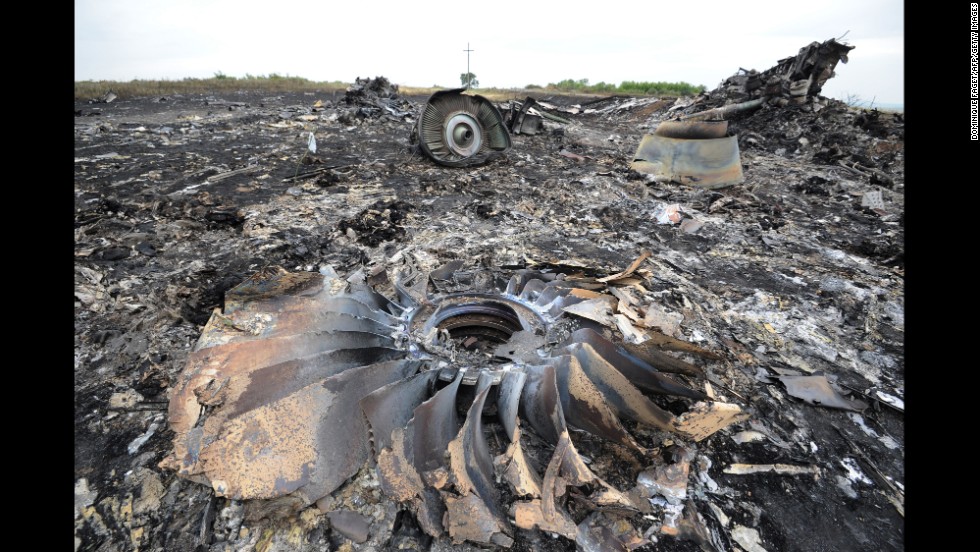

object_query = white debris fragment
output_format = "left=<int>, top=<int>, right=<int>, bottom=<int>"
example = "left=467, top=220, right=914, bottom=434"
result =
left=108, top=389, right=144, bottom=410
left=847, top=413, right=899, bottom=450
left=861, top=190, right=885, bottom=210
left=695, top=456, right=719, bottom=492
left=731, top=525, right=769, bottom=552
left=840, top=457, right=873, bottom=485
left=653, top=203, right=683, bottom=225
left=636, top=449, right=694, bottom=506
left=672, top=402, right=748, bottom=442
left=127, top=422, right=160, bottom=455
left=706, top=502, right=729, bottom=527
left=642, top=304, right=684, bottom=337
left=836, top=475, right=859, bottom=499
left=874, top=390, right=904, bottom=411
left=723, top=463, right=821, bottom=476
left=731, top=430, right=767, bottom=444
left=658, top=502, right=686, bottom=536
left=614, top=313, right=646, bottom=343
left=75, top=478, right=97, bottom=519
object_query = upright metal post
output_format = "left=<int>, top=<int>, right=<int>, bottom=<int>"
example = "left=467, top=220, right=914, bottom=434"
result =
left=463, top=43, right=474, bottom=89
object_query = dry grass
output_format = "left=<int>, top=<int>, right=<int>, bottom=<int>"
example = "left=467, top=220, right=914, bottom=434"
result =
left=74, top=76, right=349, bottom=101
left=75, top=77, right=668, bottom=102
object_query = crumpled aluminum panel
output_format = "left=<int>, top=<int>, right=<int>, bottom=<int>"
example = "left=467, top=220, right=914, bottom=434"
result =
left=631, top=133, right=744, bottom=188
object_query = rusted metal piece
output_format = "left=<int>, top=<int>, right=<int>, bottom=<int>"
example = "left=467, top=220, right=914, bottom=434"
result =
left=412, top=370, right=464, bottom=473
left=413, top=88, right=511, bottom=167
left=565, top=343, right=678, bottom=432
left=376, top=427, right=424, bottom=501
left=512, top=499, right=578, bottom=538
left=631, top=133, right=744, bottom=188
left=449, top=371, right=499, bottom=499
left=415, top=487, right=447, bottom=537
left=677, top=98, right=766, bottom=122
left=361, top=370, right=440, bottom=452
left=655, top=120, right=728, bottom=139
left=562, top=296, right=618, bottom=326
left=672, top=401, right=749, bottom=442
left=539, top=432, right=585, bottom=539
left=624, top=329, right=723, bottom=361
left=446, top=372, right=512, bottom=546
left=519, top=364, right=565, bottom=446
left=222, top=266, right=323, bottom=310
left=494, top=371, right=543, bottom=497
left=169, top=330, right=396, bottom=440
left=493, top=421, right=543, bottom=498
left=619, top=338, right=705, bottom=378
left=197, top=359, right=418, bottom=502
left=565, top=329, right=707, bottom=400
left=496, top=371, right=527, bottom=442
left=554, top=355, right=642, bottom=450
left=444, top=493, right=513, bottom=547
left=597, top=250, right=650, bottom=283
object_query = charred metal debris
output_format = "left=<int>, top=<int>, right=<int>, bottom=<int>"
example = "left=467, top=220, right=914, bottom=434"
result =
left=411, top=88, right=512, bottom=167
left=629, top=38, right=857, bottom=188
left=413, top=37, right=863, bottom=192
left=165, top=255, right=746, bottom=549
left=343, top=76, right=414, bottom=120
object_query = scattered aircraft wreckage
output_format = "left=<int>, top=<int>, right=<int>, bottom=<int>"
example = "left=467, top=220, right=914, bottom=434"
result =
left=165, top=258, right=745, bottom=549
left=630, top=37, right=855, bottom=188
left=76, top=33, right=904, bottom=552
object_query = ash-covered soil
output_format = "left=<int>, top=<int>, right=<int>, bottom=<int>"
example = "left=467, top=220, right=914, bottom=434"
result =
left=75, top=86, right=904, bottom=551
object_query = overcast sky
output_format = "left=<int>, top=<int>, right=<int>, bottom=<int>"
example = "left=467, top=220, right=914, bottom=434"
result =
left=75, top=0, right=904, bottom=105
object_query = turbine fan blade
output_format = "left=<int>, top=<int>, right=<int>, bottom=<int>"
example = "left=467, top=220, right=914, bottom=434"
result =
left=565, top=328, right=707, bottom=400
left=195, top=359, right=419, bottom=503
left=361, top=369, right=440, bottom=452
left=553, top=355, right=643, bottom=450
left=446, top=372, right=513, bottom=545
left=412, top=370, right=464, bottom=475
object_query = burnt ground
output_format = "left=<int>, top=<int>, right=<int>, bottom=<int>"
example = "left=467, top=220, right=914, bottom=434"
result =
left=74, top=87, right=904, bottom=551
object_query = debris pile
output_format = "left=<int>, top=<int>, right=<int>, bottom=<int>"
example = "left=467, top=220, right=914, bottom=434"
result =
left=343, top=76, right=413, bottom=120
left=502, top=97, right=573, bottom=136
left=689, top=38, right=855, bottom=117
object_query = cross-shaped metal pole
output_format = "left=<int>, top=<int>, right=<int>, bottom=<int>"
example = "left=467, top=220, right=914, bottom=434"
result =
left=463, top=42, right=474, bottom=89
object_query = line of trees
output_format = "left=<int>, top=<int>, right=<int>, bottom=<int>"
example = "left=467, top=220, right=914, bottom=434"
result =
left=536, top=78, right=706, bottom=96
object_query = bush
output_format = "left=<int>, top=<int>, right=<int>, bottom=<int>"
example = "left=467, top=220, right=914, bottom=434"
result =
left=542, top=78, right=705, bottom=97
